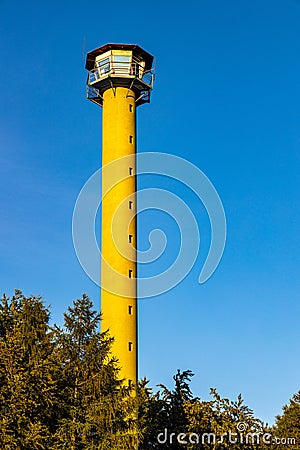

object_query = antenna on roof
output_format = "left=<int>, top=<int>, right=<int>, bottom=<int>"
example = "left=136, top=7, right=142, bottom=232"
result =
left=82, top=36, right=87, bottom=65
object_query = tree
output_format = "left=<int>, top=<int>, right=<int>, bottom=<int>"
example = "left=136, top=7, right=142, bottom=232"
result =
left=137, top=369, right=195, bottom=449
left=185, top=389, right=264, bottom=449
left=53, top=293, right=136, bottom=450
left=1, top=289, right=299, bottom=450
left=0, top=290, right=60, bottom=449
left=272, top=390, right=300, bottom=449
left=0, top=291, right=137, bottom=450
left=137, top=377, right=167, bottom=449
left=138, top=372, right=264, bottom=450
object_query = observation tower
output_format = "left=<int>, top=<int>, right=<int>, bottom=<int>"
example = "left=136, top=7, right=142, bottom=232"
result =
left=85, top=43, right=154, bottom=385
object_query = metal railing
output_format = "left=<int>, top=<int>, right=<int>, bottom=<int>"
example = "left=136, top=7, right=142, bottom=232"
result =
left=87, top=85, right=101, bottom=100
left=88, top=61, right=154, bottom=88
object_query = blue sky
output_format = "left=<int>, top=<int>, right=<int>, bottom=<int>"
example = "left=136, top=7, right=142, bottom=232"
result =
left=1, top=0, right=300, bottom=425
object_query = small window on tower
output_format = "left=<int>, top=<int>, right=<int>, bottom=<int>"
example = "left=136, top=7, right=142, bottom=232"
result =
left=129, top=201, right=133, bottom=209
left=128, top=342, right=133, bottom=351
left=128, top=305, right=133, bottom=315
left=129, top=167, right=133, bottom=175
left=129, top=234, right=133, bottom=243
left=129, top=104, right=133, bottom=112
left=128, top=269, right=133, bottom=278
left=129, top=135, right=133, bottom=144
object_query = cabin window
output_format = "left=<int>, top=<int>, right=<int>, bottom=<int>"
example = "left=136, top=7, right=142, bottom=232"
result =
left=113, top=55, right=131, bottom=74
left=96, top=57, right=110, bottom=75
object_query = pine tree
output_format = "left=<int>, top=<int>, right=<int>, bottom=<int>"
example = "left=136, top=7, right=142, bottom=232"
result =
left=138, top=372, right=264, bottom=450
left=3, top=290, right=298, bottom=450
left=0, top=290, right=60, bottom=449
left=137, top=378, right=167, bottom=449
left=273, top=390, right=300, bottom=449
left=138, top=369, right=194, bottom=449
left=0, top=291, right=138, bottom=449
left=53, top=293, right=136, bottom=449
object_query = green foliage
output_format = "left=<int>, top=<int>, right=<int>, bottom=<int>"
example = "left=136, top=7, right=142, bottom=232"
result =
left=138, top=371, right=264, bottom=449
left=0, top=290, right=59, bottom=449
left=184, top=389, right=264, bottom=449
left=53, top=293, right=136, bottom=449
left=0, top=291, right=135, bottom=450
left=0, top=290, right=299, bottom=450
left=137, top=370, right=196, bottom=449
left=271, top=390, right=300, bottom=449
left=137, top=377, right=169, bottom=449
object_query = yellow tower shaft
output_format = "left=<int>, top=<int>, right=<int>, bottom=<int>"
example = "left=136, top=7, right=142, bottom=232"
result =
left=101, top=86, right=137, bottom=384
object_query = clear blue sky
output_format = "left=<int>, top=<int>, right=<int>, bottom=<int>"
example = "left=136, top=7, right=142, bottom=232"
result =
left=1, top=0, right=299, bottom=425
